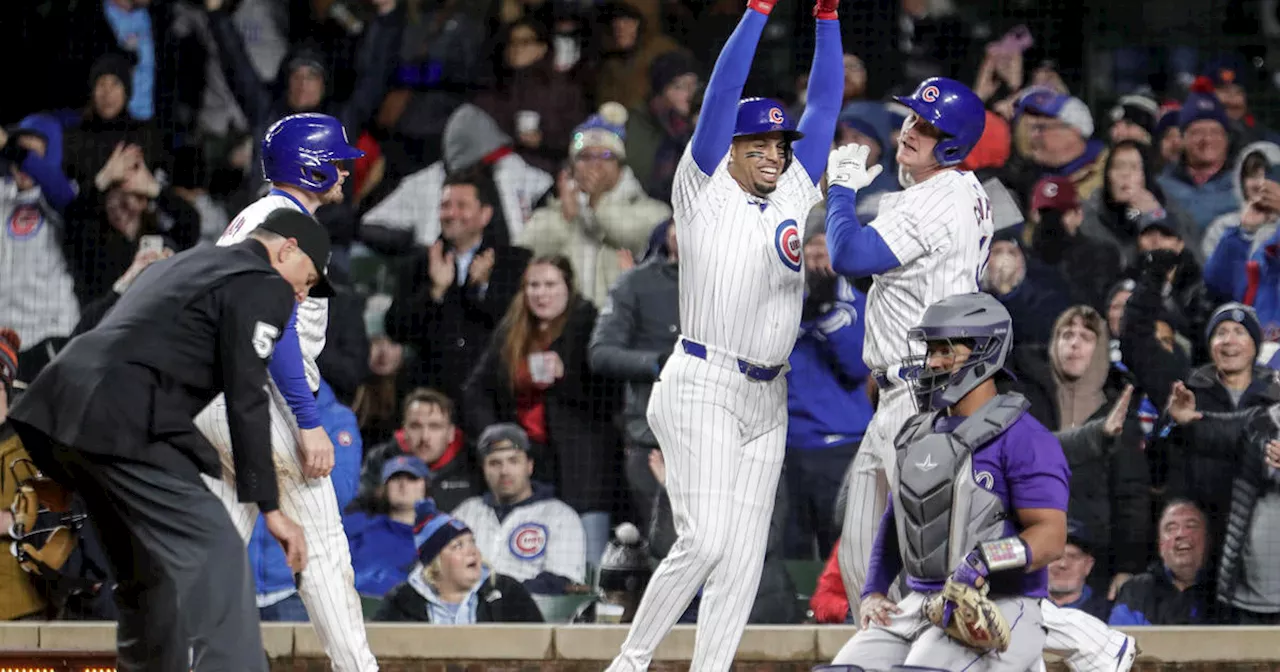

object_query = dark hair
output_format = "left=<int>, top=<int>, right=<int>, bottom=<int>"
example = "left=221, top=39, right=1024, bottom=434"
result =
left=499, top=255, right=577, bottom=389
left=402, top=387, right=456, bottom=424
left=1104, top=138, right=1163, bottom=207
left=1242, top=151, right=1270, bottom=178
left=441, top=169, right=498, bottom=209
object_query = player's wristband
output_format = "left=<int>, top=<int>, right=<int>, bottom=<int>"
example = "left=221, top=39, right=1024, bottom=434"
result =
left=978, top=536, right=1032, bottom=572
left=746, top=0, right=776, bottom=15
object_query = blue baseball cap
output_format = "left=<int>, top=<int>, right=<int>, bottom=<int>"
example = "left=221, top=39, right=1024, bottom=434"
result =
left=1020, top=90, right=1094, bottom=138
left=381, top=455, right=430, bottom=483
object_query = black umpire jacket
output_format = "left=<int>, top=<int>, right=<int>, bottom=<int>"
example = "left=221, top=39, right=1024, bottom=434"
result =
left=8, top=241, right=294, bottom=511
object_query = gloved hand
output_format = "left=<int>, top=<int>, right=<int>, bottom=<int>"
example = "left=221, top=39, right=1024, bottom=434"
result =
left=941, top=548, right=990, bottom=626
left=747, top=0, right=780, bottom=15
left=802, top=274, right=838, bottom=322
left=813, top=0, right=838, bottom=19
left=1139, top=249, right=1180, bottom=284
left=827, top=144, right=884, bottom=193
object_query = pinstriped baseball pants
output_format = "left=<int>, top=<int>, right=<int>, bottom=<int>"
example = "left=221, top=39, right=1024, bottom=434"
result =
left=194, top=385, right=377, bottom=672
left=606, top=348, right=787, bottom=672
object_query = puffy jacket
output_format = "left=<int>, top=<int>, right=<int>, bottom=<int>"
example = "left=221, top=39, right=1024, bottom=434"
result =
left=1175, top=404, right=1280, bottom=608
left=247, top=379, right=362, bottom=597
left=343, top=512, right=417, bottom=597
left=1157, top=161, right=1240, bottom=236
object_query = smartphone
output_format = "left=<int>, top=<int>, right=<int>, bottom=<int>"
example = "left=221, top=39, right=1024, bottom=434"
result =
left=140, top=235, right=164, bottom=255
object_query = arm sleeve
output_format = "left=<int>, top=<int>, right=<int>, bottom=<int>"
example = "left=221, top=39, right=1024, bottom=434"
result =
left=20, top=154, right=75, bottom=212
left=825, top=185, right=904, bottom=277
left=266, top=307, right=322, bottom=430
left=218, top=274, right=295, bottom=511
left=791, top=19, right=843, bottom=183
left=862, top=499, right=902, bottom=598
left=689, top=9, right=768, bottom=175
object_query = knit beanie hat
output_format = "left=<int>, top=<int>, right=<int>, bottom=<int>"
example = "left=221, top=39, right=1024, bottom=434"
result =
left=89, top=52, right=135, bottom=101
left=1109, top=94, right=1160, bottom=136
left=571, top=103, right=628, bottom=161
left=412, top=499, right=471, bottom=566
left=1206, top=302, right=1262, bottom=350
left=648, top=51, right=698, bottom=99
left=597, top=523, right=652, bottom=593
left=1154, top=106, right=1182, bottom=141
left=1178, top=78, right=1230, bottom=132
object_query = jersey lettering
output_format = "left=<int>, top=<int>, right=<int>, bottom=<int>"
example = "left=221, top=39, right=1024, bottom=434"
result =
left=252, top=321, right=280, bottom=359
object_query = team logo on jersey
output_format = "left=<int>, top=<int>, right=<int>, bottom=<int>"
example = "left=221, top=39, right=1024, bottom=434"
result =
left=768, top=107, right=785, bottom=124
left=509, top=523, right=548, bottom=560
left=774, top=220, right=802, bottom=272
left=7, top=204, right=44, bottom=240
left=921, top=85, right=941, bottom=103
left=337, top=430, right=353, bottom=447
left=974, top=471, right=994, bottom=490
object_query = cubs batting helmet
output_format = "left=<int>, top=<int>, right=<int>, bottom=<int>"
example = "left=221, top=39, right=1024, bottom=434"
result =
left=734, top=97, right=805, bottom=141
left=902, top=292, right=1013, bottom=412
left=893, top=77, right=985, bottom=167
left=262, top=113, right=365, bottom=193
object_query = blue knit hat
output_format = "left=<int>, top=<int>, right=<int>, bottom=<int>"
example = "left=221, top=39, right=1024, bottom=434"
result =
left=1205, top=302, right=1261, bottom=350
left=1178, top=78, right=1230, bottom=132
left=412, top=499, right=471, bottom=566
left=570, top=102, right=628, bottom=161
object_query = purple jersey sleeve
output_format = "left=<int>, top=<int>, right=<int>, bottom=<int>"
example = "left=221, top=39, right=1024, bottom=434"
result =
left=1001, top=415, right=1071, bottom=511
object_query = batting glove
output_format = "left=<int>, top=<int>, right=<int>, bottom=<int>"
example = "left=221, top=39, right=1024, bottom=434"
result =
left=747, top=0, right=780, bottom=15
left=827, top=144, right=883, bottom=193
left=813, top=0, right=838, bottom=19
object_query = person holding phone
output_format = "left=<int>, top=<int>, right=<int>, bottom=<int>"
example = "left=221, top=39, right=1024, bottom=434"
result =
left=461, top=255, right=623, bottom=570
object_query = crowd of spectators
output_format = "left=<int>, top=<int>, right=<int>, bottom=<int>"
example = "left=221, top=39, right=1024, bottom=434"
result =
left=3, top=0, right=1280, bottom=630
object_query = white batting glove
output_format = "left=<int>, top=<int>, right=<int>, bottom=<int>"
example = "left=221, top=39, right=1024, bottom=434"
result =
left=827, top=143, right=884, bottom=193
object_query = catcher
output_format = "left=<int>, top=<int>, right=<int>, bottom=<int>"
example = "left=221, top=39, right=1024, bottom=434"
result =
left=822, top=292, right=1068, bottom=672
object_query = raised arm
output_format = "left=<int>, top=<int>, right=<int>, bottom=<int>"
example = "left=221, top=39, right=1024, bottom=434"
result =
left=688, top=3, right=774, bottom=174
left=791, top=1, right=844, bottom=184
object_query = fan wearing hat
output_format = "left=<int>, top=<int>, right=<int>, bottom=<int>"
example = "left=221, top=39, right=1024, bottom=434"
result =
left=1202, top=58, right=1280, bottom=145
left=1108, top=93, right=1160, bottom=146
left=1027, top=175, right=1122, bottom=310
left=345, top=455, right=431, bottom=597
left=1047, top=520, right=1110, bottom=620
left=1020, top=89, right=1108, bottom=201
left=625, top=50, right=700, bottom=203
left=1155, top=79, right=1240, bottom=232
left=372, top=499, right=543, bottom=623
left=517, top=103, right=671, bottom=307
left=1201, top=141, right=1280, bottom=264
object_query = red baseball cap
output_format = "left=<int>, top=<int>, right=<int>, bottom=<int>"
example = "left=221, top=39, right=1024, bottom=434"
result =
left=1030, top=176, right=1079, bottom=212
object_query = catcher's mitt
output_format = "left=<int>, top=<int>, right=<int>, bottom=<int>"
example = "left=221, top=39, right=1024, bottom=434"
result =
left=922, top=579, right=1012, bottom=652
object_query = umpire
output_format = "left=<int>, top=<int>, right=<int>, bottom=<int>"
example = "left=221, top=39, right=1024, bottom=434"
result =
left=7, top=208, right=332, bottom=672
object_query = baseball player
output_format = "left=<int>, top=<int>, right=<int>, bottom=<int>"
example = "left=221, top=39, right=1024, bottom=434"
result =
left=823, top=77, right=992, bottom=617
left=604, top=0, right=843, bottom=669
left=826, top=80, right=1138, bottom=672
left=822, top=292, right=1069, bottom=672
left=193, top=113, right=378, bottom=672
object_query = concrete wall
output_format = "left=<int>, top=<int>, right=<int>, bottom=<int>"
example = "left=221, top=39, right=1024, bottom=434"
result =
left=3, top=624, right=1280, bottom=671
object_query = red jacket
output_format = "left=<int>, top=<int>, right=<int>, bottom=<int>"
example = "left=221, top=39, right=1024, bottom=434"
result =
left=810, top=539, right=850, bottom=624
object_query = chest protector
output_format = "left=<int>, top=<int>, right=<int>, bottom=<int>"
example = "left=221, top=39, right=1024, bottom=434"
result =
left=893, top=393, right=1030, bottom=582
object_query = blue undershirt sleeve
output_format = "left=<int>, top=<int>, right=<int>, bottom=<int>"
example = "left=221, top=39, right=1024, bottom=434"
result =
left=689, top=10, right=768, bottom=174
left=792, top=19, right=843, bottom=184
left=825, top=185, right=902, bottom=278
left=267, top=306, right=322, bottom=430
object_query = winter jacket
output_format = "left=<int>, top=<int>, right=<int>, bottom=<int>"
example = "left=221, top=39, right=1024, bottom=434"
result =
left=587, top=255, right=680, bottom=448
left=1164, top=365, right=1280, bottom=544
left=246, top=379, right=362, bottom=599
left=1078, top=149, right=1202, bottom=270
left=1108, top=563, right=1218, bottom=625
left=786, top=278, right=872, bottom=449
left=383, top=239, right=531, bottom=402
left=356, top=429, right=482, bottom=515
left=1119, top=261, right=1195, bottom=413
left=625, top=97, right=694, bottom=204
left=594, top=0, right=683, bottom=109
left=373, top=570, right=543, bottom=623
left=1173, top=402, right=1280, bottom=606
left=517, top=167, right=671, bottom=307
left=344, top=512, right=418, bottom=597
left=649, top=468, right=800, bottom=624
left=1013, top=345, right=1152, bottom=578
left=462, top=298, right=624, bottom=513
left=1200, top=141, right=1280, bottom=262
left=989, top=229, right=1075, bottom=348
left=1054, top=585, right=1112, bottom=621
left=1157, top=160, right=1241, bottom=236
left=473, top=55, right=587, bottom=175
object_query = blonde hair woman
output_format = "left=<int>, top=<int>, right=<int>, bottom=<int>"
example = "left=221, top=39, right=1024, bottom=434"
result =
left=372, top=500, right=543, bottom=623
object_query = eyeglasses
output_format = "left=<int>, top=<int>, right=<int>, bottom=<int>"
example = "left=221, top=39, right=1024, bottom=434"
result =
left=574, top=150, right=617, bottom=163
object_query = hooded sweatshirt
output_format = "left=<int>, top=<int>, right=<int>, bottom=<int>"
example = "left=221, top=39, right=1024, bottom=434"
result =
left=1201, top=140, right=1280, bottom=260
left=1049, top=309, right=1113, bottom=429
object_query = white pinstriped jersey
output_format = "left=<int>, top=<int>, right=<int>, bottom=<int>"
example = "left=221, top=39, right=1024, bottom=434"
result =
left=219, top=194, right=328, bottom=392
left=0, top=182, right=78, bottom=348
left=672, top=146, right=823, bottom=365
left=863, top=170, right=993, bottom=372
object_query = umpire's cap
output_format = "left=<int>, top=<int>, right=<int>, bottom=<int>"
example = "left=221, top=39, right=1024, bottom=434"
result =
left=257, top=208, right=336, bottom=298
left=734, top=97, right=804, bottom=141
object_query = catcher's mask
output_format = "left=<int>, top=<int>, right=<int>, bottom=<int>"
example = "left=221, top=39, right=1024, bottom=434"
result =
left=4, top=456, right=87, bottom=577
left=901, top=293, right=1013, bottom=412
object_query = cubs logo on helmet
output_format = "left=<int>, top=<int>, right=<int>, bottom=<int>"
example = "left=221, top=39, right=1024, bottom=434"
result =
left=768, top=107, right=785, bottom=124
left=774, top=220, right=802, bottom=272
left=509, top=523, right=549, bottom=560
left=921, top=85, right=940, bottom=103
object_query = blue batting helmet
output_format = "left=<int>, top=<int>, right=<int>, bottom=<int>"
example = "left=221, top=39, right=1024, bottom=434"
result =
left=901, top=292, right=1013, bottom=412
left=262, top=113, right=365, bottom=193
left=733, top=97, right=805, bottom=141
left=893, top=77, right=985, bottom=167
